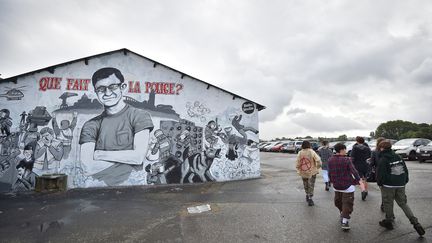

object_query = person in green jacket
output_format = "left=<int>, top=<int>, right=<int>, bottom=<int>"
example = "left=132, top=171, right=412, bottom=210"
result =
left=376, top=141, right=425, bottom=236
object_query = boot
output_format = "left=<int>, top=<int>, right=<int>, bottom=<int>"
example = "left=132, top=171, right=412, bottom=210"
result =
left=361, top=191, right=368, bottom=201
left=308, top=196, right=314, bottom=206
left=379, top=219, right=394, bottom=230
left=413, top=223, right=425, bottom=236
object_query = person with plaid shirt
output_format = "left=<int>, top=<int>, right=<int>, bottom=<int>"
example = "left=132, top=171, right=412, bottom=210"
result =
left=328, top=143, right=360, bottom=231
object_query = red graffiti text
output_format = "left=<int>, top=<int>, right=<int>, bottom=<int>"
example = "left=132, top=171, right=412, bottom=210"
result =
left=66, top=78, right=90, bottom=91
left=39, top=77, right=62, bottom=91
left=144, top=82, right=183, bottom=95
left=128, top=81, right=141, bottom=93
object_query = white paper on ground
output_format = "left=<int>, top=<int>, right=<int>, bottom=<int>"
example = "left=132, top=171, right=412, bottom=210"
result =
left=187, top=204, right=211, bottom=214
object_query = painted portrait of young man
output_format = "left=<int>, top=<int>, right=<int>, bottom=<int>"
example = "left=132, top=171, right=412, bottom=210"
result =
left=79, top=67, right=154, bottom=186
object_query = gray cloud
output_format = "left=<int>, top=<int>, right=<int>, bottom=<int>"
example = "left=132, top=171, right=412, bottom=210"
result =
left=1, top=0, right=432, bottom=139
left=287, top=108, right=306, bottom=116
left=410, top=58, right=432, bottom=84
left=291, top=113, right=365, bottom=133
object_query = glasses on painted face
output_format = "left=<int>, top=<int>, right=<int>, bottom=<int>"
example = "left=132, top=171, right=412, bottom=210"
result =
left=95, top=83, right=122, bottom=94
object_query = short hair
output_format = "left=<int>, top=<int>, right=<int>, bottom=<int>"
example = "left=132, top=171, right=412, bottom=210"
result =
left=40, top=127, right=54, bottom=136
left=356, top=136, right=365, bottom=144
left=379, top=141, right=392, bottom=150
left=0, top=109, right=10, bottom=116
left=334, top=143, right=346, bottom=153
left=321, top=140, right=329, bottom=146
left=301, top=140, right=311, bottom=149
left=376, top=137, right=386, bottom=149
left=24, top=144, right=33, bottom=151
left=91, top=67, right=124, bottom=87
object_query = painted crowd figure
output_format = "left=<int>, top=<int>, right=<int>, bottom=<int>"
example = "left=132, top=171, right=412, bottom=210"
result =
left=0, top=109, right=12, bottom=136
left=52, top=112, right=77, bottom=159
left=13, top=145, right=36, bottom=190
left=34, top=127, right=64, bottom=173
left=20, top=111, right=27, bottom=125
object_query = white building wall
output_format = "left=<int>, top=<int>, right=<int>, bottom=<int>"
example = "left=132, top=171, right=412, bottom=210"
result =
left=0, top=51, right=260, bottom=191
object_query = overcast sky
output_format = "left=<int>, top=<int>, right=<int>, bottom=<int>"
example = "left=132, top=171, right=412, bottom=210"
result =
left=1, top=0, right=432, bottom=140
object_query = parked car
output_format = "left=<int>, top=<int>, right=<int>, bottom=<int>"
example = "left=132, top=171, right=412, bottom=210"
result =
left=281, top=141, right=295, bottom=153
left=416, top=141, right=432, bottom=163
left=280, top=141, right=295, bottom=153
left=259, top=142, right=271, bottom=151
left=368, top=139, right=397, bottom=151
left=393, top=138, right=431, bottom=161
left=270, top=142, right=290, bottom=152
left=260, top=142, right=277, bottom=152
left=283, top=140, right=303, bottom=153
left=329, top=141, right=346, bottom=153
left=263, top=141, right=284, bottom=152
left=310, top=141, right=320, bottom=151
left=344, top=141, right=357, bottom=156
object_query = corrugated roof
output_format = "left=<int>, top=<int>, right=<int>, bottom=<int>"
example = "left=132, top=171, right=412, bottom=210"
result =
left=1, top=48, right=265, bottom=111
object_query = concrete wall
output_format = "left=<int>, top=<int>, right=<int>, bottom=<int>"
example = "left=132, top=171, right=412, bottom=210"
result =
left=0, top=52, right=260, bottom=192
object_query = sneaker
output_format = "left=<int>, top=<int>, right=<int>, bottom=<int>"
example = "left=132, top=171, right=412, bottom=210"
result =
left=379, top=220, right=394, bottom=230
left=308, top=198, right=314, bottom=206
left=413, top=223, right=425, bottom=236
left=325, top=182, right=330, bottom=191
left=361, top=191, right=368, bottom=201
left=341, top=222, right=350, bottom=230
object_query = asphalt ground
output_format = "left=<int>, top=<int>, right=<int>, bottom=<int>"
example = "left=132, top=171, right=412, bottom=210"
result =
left=0, top=152, right=431, bottom=243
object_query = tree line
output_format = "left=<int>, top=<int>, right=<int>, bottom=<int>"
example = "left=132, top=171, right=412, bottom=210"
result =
left=374, top=120, right=432, bottom=140
left=262, top=120, right=432, bottom=143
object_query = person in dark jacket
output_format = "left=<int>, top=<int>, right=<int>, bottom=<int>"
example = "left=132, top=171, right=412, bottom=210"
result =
left=376, top=141, right=425, bottom=236
left=350, top=136, right=371, bottom=200
left=368, top=137, right=386, bottom=211
left=328, top=143, right=360, bottom=231
left=318, top=140, right=333, bottom=191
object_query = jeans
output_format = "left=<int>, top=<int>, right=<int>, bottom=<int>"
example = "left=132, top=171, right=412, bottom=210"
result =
left=321, top=170, right=329, bottom=183
left=381, top=186, right=418, bottom=224
left=302, top=175, right=316, bottom=197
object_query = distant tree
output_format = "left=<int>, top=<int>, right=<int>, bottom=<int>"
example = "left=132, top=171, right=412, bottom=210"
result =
left=337, top=134, right=348, bottom=141
left=369, top=131, right=375, bottom=138
left=417, top=126, right=432, bottom=139
left=418, top=123, right=429, bottom=128
left=401, top=126, right=432, bottom=140
left=305, top=135, right=312, bottom=139
left=375, top=120, right=418, bottom=140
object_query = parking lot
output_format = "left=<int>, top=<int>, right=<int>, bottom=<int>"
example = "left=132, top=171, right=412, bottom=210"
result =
left=0, top=152, right=431, bottom=242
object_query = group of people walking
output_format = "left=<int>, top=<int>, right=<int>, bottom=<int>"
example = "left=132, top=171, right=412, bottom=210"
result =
left=295, top=137, right=425, bottom=236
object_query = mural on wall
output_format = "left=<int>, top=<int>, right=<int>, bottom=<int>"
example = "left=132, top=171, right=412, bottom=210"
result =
left=0, top=58, right=260, bottom=192
left=186, top=101, right=210, bottom=122
left=0, top=86, right=26, bottom=101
